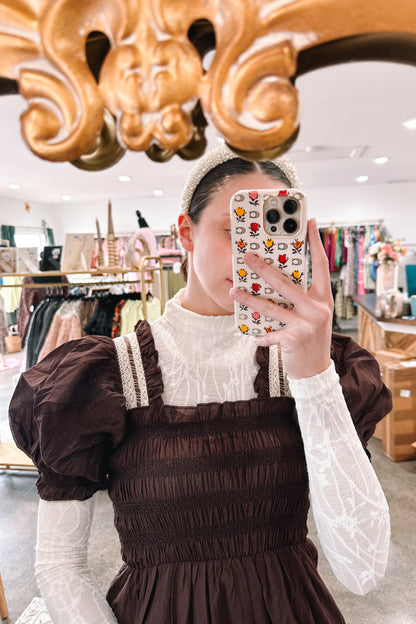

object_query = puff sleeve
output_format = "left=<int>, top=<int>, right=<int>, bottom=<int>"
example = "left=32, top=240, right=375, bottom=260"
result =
left=330, top=333, right=392, bottom=454
left=9, top=336, right=126, bottom=501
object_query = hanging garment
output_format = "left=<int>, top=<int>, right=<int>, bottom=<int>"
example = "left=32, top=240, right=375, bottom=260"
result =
left=334, top=281, right=354, bottom=320
left=0, top=294, right=8, bottom=354
left=356, top=229, right=366, bottom=296
left=38, top=300, right=83, bottom=362
left=25, top=298, right=65, bottom=368
left=0, top=276, right=22, bottom=314
left=343, top=228, right=355, bottom=297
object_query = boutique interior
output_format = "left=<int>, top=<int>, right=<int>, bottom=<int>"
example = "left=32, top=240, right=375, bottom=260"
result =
left=1, top=5, right=416, bottom=624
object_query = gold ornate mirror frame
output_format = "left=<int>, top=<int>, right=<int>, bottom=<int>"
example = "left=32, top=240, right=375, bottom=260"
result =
left=0, top=0, right=415, bottom=169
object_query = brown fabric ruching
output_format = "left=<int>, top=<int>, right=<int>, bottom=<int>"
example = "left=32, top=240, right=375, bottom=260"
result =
left=330, top=333, right=392, bottom=452
left=254, top=345, right=270, bottom=397
left=134, top=320, right=164, bottom=404
left=257, top=333, right=392, bottom=456
left=9, top=335, right=126, bottom=500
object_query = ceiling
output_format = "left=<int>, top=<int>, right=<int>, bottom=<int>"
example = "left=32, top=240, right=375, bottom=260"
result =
left=0, top=60, right=416, bottom=206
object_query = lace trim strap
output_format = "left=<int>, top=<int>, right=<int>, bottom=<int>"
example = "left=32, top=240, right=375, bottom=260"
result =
left=113, top=333, right=149, bottom=409
left=269, top=343, right=289, bottom=397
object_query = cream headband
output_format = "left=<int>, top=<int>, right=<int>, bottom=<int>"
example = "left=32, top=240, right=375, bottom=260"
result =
left=180, top=143, right=301, bottom=213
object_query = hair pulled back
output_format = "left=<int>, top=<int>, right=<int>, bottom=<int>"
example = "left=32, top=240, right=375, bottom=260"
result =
left=181, top=158, right=292, bottom=280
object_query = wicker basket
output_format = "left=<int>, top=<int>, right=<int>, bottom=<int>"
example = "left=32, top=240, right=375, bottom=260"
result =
left=5, top=335, right=22, bottom=353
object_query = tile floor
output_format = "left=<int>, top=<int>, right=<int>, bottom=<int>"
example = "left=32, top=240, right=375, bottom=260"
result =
left=1, top=324, right=416, bottom=623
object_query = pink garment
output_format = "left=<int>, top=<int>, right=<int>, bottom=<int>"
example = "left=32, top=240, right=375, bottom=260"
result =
left=357, top=230, right=366, bottom=296
left=329, top=229, right=337, bottom=273
left=38, top=301, right=82, bottom=361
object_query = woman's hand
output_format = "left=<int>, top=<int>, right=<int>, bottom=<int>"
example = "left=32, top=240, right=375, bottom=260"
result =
left=230, top=218, right=334, bottom=380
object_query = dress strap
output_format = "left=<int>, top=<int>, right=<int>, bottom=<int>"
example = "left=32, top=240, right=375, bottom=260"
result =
left=113, top=332, right=149, bottom=409
left=268, top=343, right=289, bottom=398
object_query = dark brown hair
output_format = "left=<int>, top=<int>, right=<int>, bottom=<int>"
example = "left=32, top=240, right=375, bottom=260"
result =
left=181, top=157, right=292, bottom=280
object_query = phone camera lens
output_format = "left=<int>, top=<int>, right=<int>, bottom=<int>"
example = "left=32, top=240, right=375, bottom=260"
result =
left=283, top=218, right=297, bottom=234
left=283, top=198, right=298, bottom=215
left=266, top=209, right=280, bottom=224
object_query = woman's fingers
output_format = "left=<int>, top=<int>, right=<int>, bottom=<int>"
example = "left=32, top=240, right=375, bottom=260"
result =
left=307, top=218, right=333, bottom=301
left=242, top=252, right=306, bottom=309
left=230, top=286, right=295, bottom=325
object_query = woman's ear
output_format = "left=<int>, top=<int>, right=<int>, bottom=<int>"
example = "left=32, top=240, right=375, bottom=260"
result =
left=178, top=213, right=194, bottom=252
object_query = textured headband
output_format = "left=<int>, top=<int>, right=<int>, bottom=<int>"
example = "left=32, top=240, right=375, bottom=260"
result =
left=180, top=143, right=301, bottom=213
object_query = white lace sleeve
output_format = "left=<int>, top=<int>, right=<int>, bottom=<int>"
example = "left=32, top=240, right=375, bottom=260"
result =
left=288, top=361, right=390, bottom=595
left=36, top=498, right=119, bottom=624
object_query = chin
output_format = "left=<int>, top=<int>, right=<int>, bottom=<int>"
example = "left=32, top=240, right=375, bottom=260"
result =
left=221, top=298, right=235, bottom=315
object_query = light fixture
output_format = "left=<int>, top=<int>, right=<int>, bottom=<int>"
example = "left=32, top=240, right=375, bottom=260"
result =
left=153, top=189, right=164, bottom=196
left=373, top=157, right=389, bottom=164
left=356, top=175, right=368, bottom=183
left=8, top=183, right=21, bottom=189
left=118, top=175, right=131, bottom=182
left=61, top=194, right=72, bottom=200
left=403, top=118, right=416, bottom=130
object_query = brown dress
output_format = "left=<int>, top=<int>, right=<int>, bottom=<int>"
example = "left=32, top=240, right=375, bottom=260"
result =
left=9, top=322, right=392, bottom=624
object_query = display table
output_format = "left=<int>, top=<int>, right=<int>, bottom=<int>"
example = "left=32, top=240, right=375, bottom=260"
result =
left=354, top=294, right=416, bottom=461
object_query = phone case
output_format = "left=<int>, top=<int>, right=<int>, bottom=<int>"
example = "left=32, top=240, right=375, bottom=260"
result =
left=230, top=188, right=307, bottom=336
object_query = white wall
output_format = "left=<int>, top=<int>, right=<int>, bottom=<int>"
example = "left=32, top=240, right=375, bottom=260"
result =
left=2, top=182, right=416, bottom=248
left=46, top=195, right=180, bottom=245
left=308, top=183, right=416, bottom=244
left=0, top=196, right=58, bottom=232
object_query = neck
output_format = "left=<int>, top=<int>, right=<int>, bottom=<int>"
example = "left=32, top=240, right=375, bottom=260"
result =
left=181, top=283, right=233, bottom=317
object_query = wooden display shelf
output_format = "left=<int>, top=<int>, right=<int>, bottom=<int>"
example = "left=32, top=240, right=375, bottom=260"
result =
left=0, top=442, right=37, bottom=472
left=0, top=266, right=131, bottom=278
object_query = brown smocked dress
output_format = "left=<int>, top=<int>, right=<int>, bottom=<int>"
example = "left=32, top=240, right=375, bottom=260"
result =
left=9, top=322, right=392, bottom=624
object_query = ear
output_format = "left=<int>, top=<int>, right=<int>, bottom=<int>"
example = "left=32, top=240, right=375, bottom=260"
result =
left=178, top=213, right=194, bottom=252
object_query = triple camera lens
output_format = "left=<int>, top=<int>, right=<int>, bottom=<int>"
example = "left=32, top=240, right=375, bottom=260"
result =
left=265, top=196, right=299, bottom=234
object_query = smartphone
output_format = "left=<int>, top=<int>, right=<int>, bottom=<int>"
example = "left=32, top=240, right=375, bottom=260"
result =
left=230, top=188, right=308, bottom=336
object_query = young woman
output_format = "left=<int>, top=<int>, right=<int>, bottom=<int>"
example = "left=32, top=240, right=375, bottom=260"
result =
left=9, top=144, right=392, bottom=624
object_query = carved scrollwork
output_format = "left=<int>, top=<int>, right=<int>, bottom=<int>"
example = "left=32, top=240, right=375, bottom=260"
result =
left=202, top=35, right=300, bottom=154
left=0, top=0, right=416, bottom=166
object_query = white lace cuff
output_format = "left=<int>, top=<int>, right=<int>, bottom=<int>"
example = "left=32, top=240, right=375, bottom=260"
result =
left=287, top=360, right=338, bottom=400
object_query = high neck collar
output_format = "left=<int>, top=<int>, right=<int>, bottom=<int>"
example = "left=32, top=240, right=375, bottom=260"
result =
left=162, top=289, right=239, bottom=346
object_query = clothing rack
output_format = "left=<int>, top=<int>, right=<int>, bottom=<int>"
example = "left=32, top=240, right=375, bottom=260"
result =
left=0, top=256, right=166, bottom=316
left=317, top=218, right=384, bottom=229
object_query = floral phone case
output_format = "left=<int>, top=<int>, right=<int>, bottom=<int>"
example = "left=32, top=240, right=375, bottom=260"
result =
left=230, top=188, right=308, bottom=336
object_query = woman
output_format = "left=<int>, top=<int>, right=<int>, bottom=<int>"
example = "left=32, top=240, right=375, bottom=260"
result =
left=9, top=144, right=392, bottom=624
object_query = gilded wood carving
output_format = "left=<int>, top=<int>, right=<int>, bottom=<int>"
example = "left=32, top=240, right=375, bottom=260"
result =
left=0, top=0, right=416, bottom=167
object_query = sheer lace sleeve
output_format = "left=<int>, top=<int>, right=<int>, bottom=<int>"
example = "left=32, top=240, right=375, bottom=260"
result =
left=288, top=362, right=390, bottom=595
left=36, top=498, right=119, bottom=624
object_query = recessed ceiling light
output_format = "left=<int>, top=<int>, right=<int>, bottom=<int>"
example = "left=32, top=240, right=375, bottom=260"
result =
left=8, top=183, right=21, bottom=189
left=374, top=157, right=389, bottom=164
left=153, top=189, right=164, bottom=196
left=356, top=175, right=368, bottom=183
left=118, top=175, right=131, bottom=182
left=61, top=194, right=72, bottom=201
left=403, top=118, right=416, bottom=130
